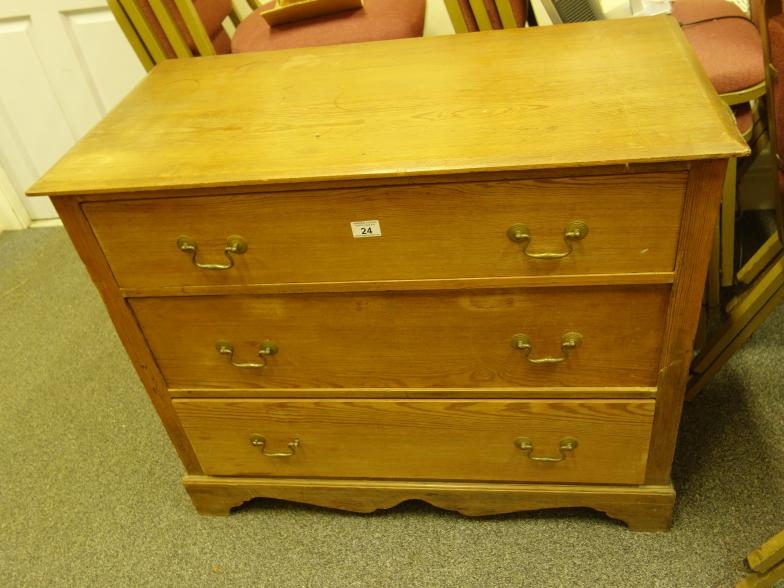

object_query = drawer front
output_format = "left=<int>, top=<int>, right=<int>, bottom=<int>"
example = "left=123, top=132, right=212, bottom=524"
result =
left=173, top=399, right=655, bottom=484
left=130, top=286, right=669, bottom=391
left=85, top=173, right=686, bottom=289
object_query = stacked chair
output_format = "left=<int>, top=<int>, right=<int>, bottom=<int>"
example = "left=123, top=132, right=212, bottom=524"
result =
left=687, top=0, right=784, bottom=398
left=738, top=526, right=784, bottom=587
left=439, top=7, right=782, bottom=576
left=443, top=0, right=778, bottom=399
left=108, top=0, right=426, bottom=71
left=672, top=0, right=767, bottom=307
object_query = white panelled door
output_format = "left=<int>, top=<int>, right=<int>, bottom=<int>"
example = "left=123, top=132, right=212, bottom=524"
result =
left=0, top=0, right=145, bottom=221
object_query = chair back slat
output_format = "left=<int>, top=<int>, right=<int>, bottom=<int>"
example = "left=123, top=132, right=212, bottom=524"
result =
left=150, top=1, right=194, bottom=58
left=749, top=0, right=765, bottom=32
left=174, top=0, right=218, bottom=56
left=444, top=0, right=471, bottom=32
left=228, top=0, right=244, bottom=26
left=119, top=0, right=170, bottom=63
left=108, top=0, right=156, bottom=71
left=119, top=0, right=231, bottom=63
left=445, top=0, right=528, bottom=32
left=468, top=0, right=495, bottom=29
left=495, top=0, right=520, bottom=27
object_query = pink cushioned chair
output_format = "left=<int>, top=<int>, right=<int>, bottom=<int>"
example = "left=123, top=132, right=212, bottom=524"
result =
left=687, top=0, right=784, bottom=400
left=673, top=0, right=766, bottom=98
left=761, top=0, right=784, bottom=270
left=110, top=0, right=426, bottom=71
left=672, top=0, right=767, bottom=297
left=232, top=0, right=426, bottom=53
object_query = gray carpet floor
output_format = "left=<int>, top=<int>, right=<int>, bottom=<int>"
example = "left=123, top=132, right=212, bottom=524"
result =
left=1, top=226, right=782, bottom=587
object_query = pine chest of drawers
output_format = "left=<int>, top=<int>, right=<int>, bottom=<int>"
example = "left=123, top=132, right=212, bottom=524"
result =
left=29, top=17, right=747, bottom=530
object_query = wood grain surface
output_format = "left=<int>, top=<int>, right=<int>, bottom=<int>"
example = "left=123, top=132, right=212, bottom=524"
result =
left=27, top=17, right=746, bottom=197
left=646, top=159, right=727, bottom=483
left=130, top=285, right=670, bottom=390
left=174, top=399, right=655, bottom=484
left=68, top=161, right=692, bottom=202
left=183, top=475, right=676, bottom=530
left=84, top=173, right=686, bottom=289
left=50, top=198, right=203, bottom=473
left=118, top=272, right=676, bottom=299
left=28, top=11, right=738, bottom=529
left=171, top=385, right=657, bottom=399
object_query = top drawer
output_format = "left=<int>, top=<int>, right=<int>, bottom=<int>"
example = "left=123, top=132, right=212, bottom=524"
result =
left=83, top=173, right=686, bottom=290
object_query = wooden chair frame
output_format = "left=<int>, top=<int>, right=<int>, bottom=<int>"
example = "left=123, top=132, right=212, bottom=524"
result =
left=108, top=0, right=156, bottom=70
left=444, top=0, right=525, bottom=32
left=682, top=8, right=782, bottom=574
left=444, top=0, right=763, bottom=299
left=737, top=529, right=784, bottom=587
left=715, top=81, right=768, bottom=295
left=109, top=0, right=262, bottom=71
left=688, top=0, right=784, bottom=398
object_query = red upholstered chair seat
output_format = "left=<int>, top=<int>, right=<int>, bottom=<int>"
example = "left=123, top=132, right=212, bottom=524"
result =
left=668, top=1, right=765, bottom=299
left=671, top=0, right=764, bottom=94
left=133, top=0, right=424, bottom=60
left=732, top=103, right=753, bottom=135
left=681, top=19, right=765, bottom=93
left=232, top=0, right=426, bottom=53
left=671, top=0, right=746, bottom=22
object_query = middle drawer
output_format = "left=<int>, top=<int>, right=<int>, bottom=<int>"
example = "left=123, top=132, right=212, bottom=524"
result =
left=130, top=286, right=669, bottom=391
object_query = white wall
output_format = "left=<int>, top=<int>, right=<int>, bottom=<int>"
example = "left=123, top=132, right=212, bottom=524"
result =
left=424, top=0, right=456, bottom=36
left=0, top=0, right=145, bottom=226
left=0, top=163, right=30, bottom=233
left=0, top=0, right=452, bottom=232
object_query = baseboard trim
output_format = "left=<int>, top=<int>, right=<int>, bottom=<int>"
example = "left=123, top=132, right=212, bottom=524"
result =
left=30, top=219, right=63, bottom=228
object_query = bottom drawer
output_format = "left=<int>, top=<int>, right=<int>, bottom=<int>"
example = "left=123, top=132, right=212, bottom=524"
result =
left=174, top=399, right=655, bottom=485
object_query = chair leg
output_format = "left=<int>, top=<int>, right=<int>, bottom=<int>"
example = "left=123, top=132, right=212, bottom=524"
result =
left=444, top=0, right=470, bottom=33
left=748, top=529, right=784, bottom=574
left=736, top=233, right=783, bottom=286
left=687, top=251, right=784, bottom=399
left=707, top=219, right=722, bottom=308
left=694, top=301, right=708, bottom=352
left=737, top=560, right=784, bottom=588
left=737, top=529, right=784, bottom=588
left=721, top=156, right=738, bottom=287
left=108, top=0, right=155, bottom=71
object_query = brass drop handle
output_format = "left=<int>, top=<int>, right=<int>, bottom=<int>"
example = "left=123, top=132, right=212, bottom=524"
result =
left=250, top=434, right=300, bottom=457
left=177, top=234, right=247, bottom=270
left=511, top=332, right=583, bottom=364
left=216, top=340, right=278, bottom=368
left=515, top=437, right=578, bottom=462
left=507, top=220, right=588, bottom=259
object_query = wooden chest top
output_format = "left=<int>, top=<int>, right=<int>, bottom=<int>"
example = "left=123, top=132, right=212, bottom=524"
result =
left=29, top=16, right=746, bottom=197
